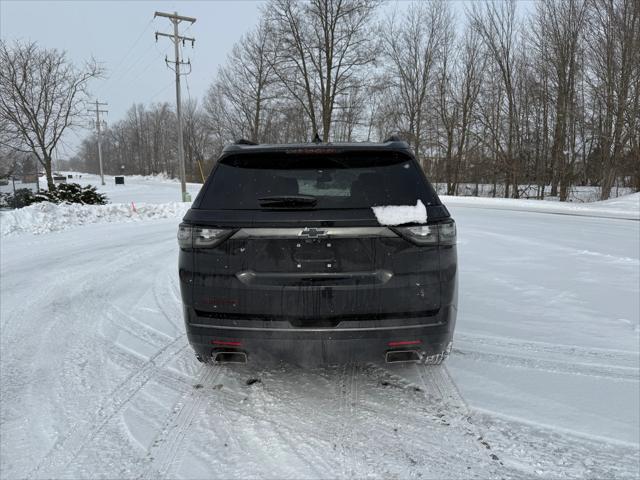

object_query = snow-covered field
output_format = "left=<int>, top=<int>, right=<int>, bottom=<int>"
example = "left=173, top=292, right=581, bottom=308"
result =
left=0, top=174, right=201, bottom=237
left=1, top=176, right=638, bottom=479
left=433, top=182, right=636, bottom=203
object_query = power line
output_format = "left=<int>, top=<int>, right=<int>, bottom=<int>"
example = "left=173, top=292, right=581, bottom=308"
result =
left=131, top=41, right=173, bottom=80
left=99, top=41, right=162, bottom=97
left=108, top=20, right=154, bottom=82
left=148, top=81, right=175, bottom=103
left=154, top=10, right=196, bottom=202
left=185, top=75, right=192, bottom=103
left=96, top=19, right=154, bottom=97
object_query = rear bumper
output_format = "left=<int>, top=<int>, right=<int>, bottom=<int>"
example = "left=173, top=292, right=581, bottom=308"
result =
left=183, top=305, right=457, bottom=364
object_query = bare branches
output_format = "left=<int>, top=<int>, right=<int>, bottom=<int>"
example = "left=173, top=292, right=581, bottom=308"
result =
left=266, top=0, right=379, bottom=141
left=379, top=0, right=451, bottom=168
left=60, top=0, right=639, bottom=199
left=0, top=40, right=103, bottom=189
left=212, top=20, right=278, bottom=143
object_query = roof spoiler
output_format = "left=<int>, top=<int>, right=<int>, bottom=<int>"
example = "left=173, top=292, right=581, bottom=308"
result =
left=235, top=138, right=258, bottom=146
left=383, top=134, right=403, bottom=143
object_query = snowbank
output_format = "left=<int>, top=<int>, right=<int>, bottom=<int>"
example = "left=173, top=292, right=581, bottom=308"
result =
left=372, top=200, right=427, bottom=225
left=595, top=192, right=640, bottom=210
left=0, top=201, right=191, bottom=237
left=441, top=192, right=640, bottom=220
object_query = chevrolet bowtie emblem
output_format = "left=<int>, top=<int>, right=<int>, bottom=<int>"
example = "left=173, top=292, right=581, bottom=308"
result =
left=299, top=228, right=327, bottom=238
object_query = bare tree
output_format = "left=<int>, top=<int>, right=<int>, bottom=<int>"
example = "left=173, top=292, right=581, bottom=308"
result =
left=533, top=0, right=588, bottom=201
left=586, top=0, right=640, bottom=199
left=438, top=24, right=485, bottom=194
left=69, top=0, right=639, bottom=198
left=0, top=41, right=103, bottom=189
left=183, top=99, right=214, bottom=181
left=469, top=1, right=522, bottom=197
left=0, top=144, right=16, bottom=179
left=215, top=20, right=277, bottom=143
left=267, top=0, right=379, bottom=141
left=380, top=1, right=450, bottom=168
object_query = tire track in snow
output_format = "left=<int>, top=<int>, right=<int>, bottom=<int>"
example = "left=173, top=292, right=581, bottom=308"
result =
left=471, top=410, right=640, bottom=478
left=142, top=364, right=222, bottom=479
left=413, top=364, right=508, bottom=470
left=455, top=333, right=640, bottom=374
left=1, top=238, right=150, bottom=337
left=411, top=361, right=636, bottom=477
left=28, top=334, right=188, bottom=480
left=457, top=332, right=639, bottom=361
left=6, top=233, right=182, bottom=480
left=98, top=336, right=193, bottom=390
left=152, top=267, right=182, bottom=334
left=336, top=362, right=359, bottom=478
left=453, top=347, right=639, bottom=381
left=210, top=365, right=341, bottom=478
left=251, top=370, right=329, bottom=478
left=414, top=364, right=468, bottom=410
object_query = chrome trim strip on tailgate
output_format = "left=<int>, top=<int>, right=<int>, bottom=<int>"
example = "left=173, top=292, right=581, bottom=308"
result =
left=231, top=227, right=397, bottom=239
left=189, top=322, right=444, bottom=332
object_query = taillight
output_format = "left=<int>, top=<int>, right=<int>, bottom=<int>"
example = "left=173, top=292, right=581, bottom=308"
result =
left=177, top=223, right=232, bottom=249
left=388, top=340, right=422, bottom=347
left=395, top=219, right=456, bottom=246
left=177, top=224, right=192, bottom=248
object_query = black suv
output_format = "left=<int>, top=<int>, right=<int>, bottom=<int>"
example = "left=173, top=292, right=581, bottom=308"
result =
left=178, top=139, right=457, bottom=365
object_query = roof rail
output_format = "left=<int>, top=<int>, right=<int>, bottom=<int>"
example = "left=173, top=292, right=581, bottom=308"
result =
left=235, top=138, right=258, bottom=146
left=384, top=134, right=403, bottom=143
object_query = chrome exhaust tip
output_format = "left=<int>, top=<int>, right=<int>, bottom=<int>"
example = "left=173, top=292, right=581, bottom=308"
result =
left=213, top=350, right=248, bottom=364
left=385, top=349, right=421, bottom=363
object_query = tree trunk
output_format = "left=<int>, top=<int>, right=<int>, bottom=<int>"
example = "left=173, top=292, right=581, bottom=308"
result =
left=559, top=180, right=570, bottom=201
left=43, top=155, right=55, bottom=191
left=600, top=167, right=615, bottom=200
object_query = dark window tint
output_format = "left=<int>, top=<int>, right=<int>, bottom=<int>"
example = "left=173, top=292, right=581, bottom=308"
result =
left=198, top=151, right=439, bottom=210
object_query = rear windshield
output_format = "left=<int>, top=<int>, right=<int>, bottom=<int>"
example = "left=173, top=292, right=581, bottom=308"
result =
left=198, top=151, right=438, bottom=210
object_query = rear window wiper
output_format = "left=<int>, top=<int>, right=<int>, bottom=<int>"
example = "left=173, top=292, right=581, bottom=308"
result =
left=258, top=195, right=317, bottom=208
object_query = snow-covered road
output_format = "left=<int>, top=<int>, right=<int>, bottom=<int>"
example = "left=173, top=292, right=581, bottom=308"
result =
left=1, top=191, right=638, bottom=478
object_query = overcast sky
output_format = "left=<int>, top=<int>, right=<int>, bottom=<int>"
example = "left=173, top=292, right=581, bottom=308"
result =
left=1, top=1, right=535, bottom=159
left=1, top=0, right=264, bottom=157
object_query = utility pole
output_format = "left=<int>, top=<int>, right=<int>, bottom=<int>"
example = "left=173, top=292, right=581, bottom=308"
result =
left=88, top=100, right=108, bottom=186
left=154, top=11, right=196, bottom=202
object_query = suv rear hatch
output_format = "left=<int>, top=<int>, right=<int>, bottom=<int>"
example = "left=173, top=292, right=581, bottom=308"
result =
left=181, top=149, right=449, bottom=328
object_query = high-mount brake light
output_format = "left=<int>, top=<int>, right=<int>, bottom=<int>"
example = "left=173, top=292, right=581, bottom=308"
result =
left=395, top=219, right=456, bottom=246
left=177, top=223, right=231, bottom=249
left=285, top=148, right=339, bottom=155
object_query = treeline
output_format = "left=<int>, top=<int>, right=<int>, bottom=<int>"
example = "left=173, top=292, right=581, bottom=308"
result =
left=74, top=0, right=640, bottom=200
left=72, top=101, right=210, bottom=181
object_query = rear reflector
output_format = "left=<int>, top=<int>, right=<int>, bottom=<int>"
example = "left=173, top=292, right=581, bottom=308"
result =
left=211, top=340, right=243, bottom=347
left=388, top=340, right=422, bottom=347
